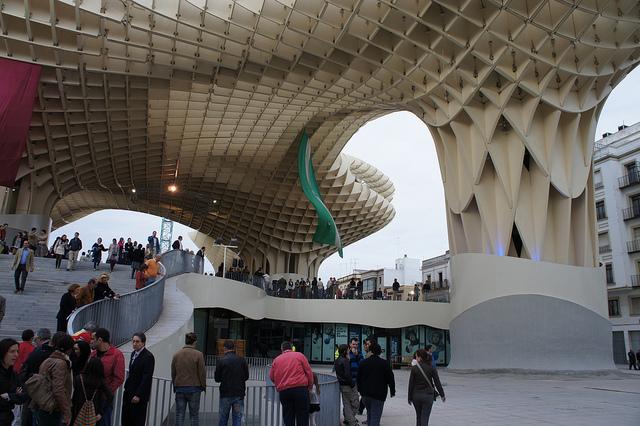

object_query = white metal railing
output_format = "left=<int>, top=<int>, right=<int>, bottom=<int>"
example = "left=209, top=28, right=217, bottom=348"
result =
left=68, top=250, right=203, bottom=346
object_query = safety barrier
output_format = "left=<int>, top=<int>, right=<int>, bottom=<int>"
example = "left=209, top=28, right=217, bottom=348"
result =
left=67, top=250, right=202, bottom=346
left=110, top=370, right=340, bottom=426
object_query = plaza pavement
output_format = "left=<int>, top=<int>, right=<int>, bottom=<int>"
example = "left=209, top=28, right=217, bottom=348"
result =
left=343, top=367, right=640, bottom=425
left=0, top=253, right=135, bottom=340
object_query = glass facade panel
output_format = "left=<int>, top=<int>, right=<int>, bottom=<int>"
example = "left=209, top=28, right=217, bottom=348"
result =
left=196, top=308, right=449, bottom=365
left=322, top=324, right=335, bottom=362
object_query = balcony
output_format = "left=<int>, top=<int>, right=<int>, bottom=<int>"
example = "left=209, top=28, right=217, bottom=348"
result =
left=631, top=275, right=640, bottom=287
left=599, top=245, right=612, bottom=254
left=628, top=240, right=640, bottom=254
left=622, top=206, right=640, bottom=221
left=618, top=171, right=640, bottom=189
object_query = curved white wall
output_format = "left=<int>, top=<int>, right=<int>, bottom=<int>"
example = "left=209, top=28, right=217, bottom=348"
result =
left=176, top=274, right=452, bottom=330
left=450, top=253, right=608, bottom=320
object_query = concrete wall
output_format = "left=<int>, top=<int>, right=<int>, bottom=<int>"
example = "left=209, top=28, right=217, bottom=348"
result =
left=448, top=253, right=614, bottom=371
left=176, top=273, right=452, bottom=330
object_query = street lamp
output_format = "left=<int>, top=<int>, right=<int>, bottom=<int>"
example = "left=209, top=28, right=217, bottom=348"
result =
left=214, top=237, right=239, bottom=277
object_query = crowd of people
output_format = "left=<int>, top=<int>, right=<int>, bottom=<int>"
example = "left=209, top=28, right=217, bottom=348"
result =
left=0, top=325, right=154, bottom=426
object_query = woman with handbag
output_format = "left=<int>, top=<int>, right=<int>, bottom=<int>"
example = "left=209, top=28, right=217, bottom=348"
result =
left=407, top=349, right=446, bottom=426
left=71, top=358, right=112, bottom=425
left=53, top=235, right=69, bottom=269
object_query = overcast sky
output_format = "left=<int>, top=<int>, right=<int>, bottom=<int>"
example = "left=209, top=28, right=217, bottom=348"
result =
left=51, top=67, right=640, bottom=277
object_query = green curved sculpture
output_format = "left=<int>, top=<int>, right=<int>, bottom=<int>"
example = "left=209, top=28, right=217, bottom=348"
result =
left=297, top=130, right=343, bottom=258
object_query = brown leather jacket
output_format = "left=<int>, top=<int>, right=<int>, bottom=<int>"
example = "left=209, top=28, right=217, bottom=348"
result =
left=39, top=351, right=72, bottom=422
left=75, top=285, right=94, bottom=307
left=171, top=346, right=206, bottom=389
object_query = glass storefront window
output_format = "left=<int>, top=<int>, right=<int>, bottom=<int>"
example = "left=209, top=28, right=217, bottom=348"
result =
left=322, top=324, right=335, bottom=361
left=196, top=308, right=449, bottom=365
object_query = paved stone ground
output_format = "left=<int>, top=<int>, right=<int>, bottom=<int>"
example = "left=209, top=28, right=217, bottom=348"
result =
left=0, top=253, right=136, bottom=339
left=324, top=367, right=640, bottom=425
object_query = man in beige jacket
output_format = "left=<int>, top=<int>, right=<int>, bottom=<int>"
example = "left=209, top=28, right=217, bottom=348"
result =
left=11, top=240, right=34, bottom=293
left=171, top=332, right=206, bottom=426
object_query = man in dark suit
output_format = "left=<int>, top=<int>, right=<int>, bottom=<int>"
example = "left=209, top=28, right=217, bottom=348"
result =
left=122, top=332, right=155, bottom=426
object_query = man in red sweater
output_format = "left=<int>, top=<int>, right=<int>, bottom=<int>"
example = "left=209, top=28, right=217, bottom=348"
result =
left=269, top=341, right=314, bottom=425
left=91, top=327, right=125, bottom=426
left=14, top=328, right=35, bottom=374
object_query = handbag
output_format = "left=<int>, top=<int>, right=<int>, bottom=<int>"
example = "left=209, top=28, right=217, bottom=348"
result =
left=24, top=372, right=56, bottom=412
left=415, top=363, right=439, bottom=401
left=74, top=376, right=99, bottom=426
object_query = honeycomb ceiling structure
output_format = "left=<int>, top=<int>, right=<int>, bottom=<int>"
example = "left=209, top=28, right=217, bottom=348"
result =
left=1, top=0, right=639, bottom=273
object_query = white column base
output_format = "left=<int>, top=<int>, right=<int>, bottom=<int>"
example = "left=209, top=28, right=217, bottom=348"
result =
left=448, top=254, right=614, bottom=371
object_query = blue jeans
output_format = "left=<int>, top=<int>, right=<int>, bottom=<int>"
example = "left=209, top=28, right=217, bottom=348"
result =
left=175, top=391, right=201, bottom=426
left=363, top=397, right=385, bottom=426
left=218, top=396, right=244, bottom=426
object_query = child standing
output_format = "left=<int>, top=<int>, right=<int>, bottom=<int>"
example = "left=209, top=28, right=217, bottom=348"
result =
left=309, top=373, right=321, bottom=426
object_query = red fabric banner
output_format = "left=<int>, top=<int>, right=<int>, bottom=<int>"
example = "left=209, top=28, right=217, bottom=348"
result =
left=0, top=58, right=41, bottom=187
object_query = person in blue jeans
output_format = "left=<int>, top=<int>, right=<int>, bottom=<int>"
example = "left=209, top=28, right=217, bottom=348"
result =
left=214, top=340, right=249, bottom=426
left=171, top=332, right=207, bottom=426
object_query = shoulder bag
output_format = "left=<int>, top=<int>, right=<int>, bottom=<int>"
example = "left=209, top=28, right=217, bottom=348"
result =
left=415, top=363, right=439, bottom=402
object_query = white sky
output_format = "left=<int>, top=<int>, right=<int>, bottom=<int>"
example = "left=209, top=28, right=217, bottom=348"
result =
left=51, top=67, right=640, bottom=277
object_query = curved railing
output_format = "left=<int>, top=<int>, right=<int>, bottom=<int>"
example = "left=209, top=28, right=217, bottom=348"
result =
left=111, top=365, right=340, bottom=426
left=67, top=250, right=203, bottom=346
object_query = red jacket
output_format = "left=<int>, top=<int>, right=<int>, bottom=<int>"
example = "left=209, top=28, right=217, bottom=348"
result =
left=14, top=341, right=35, bottom=373
left=91, top=346, right=125, bottom=393
left=269, top=350, right=313, bottom=392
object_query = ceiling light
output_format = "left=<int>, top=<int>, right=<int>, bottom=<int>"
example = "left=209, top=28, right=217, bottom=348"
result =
left=131, top=188, right=136, bottom=193
left=168, top=184, right=178, bottom=193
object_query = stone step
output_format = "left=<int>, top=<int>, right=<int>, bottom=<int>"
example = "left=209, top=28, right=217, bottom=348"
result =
left=1, top=254, right=135, bottom=340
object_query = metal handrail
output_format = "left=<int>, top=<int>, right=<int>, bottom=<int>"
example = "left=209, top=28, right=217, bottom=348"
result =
left=67, top=250, right=203, bottom=346
left=627, top=240, right=640, bottom=254
left=622, top=206, right=640, bottom=221
left=110, top=370, right=340, bottom=426
left=205, top=355, right=272, bottom=380
left=618, top=171, right=640, bottom=189
left=599, top=245, right=612, bottom=254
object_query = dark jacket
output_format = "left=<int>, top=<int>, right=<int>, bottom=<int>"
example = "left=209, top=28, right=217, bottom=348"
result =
left=172, top=240, right=181, bottom=250
left=20, top=343, right=54, bottom=381
left=56, top=292, right=77, bottom=321
left=91, top=243, right=107, bottom=260
left=214, top=352, right=249, bottom=398
left=71, top=374, right=112, bottom=422
left=0, top=365, right=27, bottom=423
left=629, top=351, right=637, bottom=363
left=408, top=362, right=445, bottom=402
left=357, top=355, right=395, bottom=402
left=334, top=356, right=352, bottom=386
left=131, top=248, right=145, bottom=264
left=68, top=237, right=82, bottom=251
left=123, top=348, right=155, bottom=402
left=94, top=283, right=116, bottom=301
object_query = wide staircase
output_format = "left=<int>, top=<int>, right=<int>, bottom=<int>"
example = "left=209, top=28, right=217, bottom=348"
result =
left=0, top=254, right=135, bottom=339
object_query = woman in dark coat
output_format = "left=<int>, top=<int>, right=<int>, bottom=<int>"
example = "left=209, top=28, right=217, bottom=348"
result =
left=71, top=340, right=91, bottom=376
left=0, top=338, right=27, bottom=425
left=71, top=358, right=112, bottom=424
left=408, top=349, right=446, bottom=426
left=56, top=283, right=80, bottom=332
